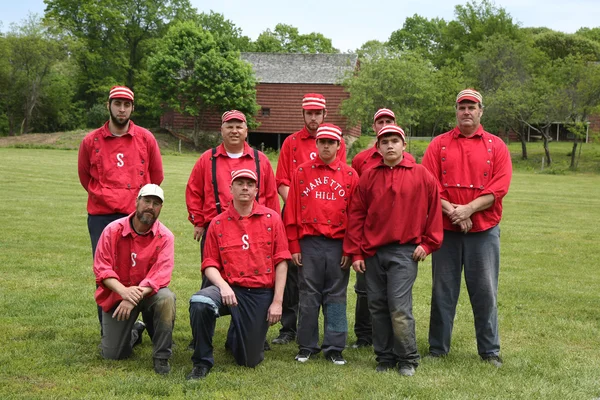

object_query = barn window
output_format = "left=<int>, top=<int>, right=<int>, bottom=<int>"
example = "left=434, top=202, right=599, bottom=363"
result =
left=261, top=107, right=271, bottom=117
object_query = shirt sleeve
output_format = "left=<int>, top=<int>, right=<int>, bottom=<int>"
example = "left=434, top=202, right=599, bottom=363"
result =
left=481, top=139, right=512, bottom=201
left=201, top=222, right=222, bottom=272
left=273, top=214, right=292, bottom=265
left=147, top=133, right=164, bottom=185
left=419, top=172, right=444, bottom=255
left=78, top=136, right=91, bottom=192
left=342, top=168, right=360, bottom=257
left=138, top=230, right=174, bottom=295
left=421, top=137, right=447, bottom=201
left=185, top=155, right=208, bottom=227
left=276, top=139, right=292, bottom=188
left=343, top=173, right=369, bottom=261
left=93, top=225, right=120, bottom=285
left=284, top=169, right=301, bottom=254
left=260, top=153, right=281, bottom=214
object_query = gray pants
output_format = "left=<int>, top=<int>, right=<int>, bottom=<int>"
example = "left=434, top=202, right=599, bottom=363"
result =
left=365, top=243, right=419, bottom=367
left=101, top=288, right=176, bottom=360
left=297, top=236, right=349, bottom=354
left=428, top=226, right=501, bottom=357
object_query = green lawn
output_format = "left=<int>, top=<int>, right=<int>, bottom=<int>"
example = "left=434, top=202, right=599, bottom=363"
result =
left=1, top=147, right=600, bottom=399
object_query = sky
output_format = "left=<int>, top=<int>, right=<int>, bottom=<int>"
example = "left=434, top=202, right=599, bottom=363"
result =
left=2, top=0, right=599, bottom=52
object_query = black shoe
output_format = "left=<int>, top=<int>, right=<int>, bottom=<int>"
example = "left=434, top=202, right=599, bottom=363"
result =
left=295, top=349, right=312, bottom=363
left=187, top=339, right=195, bottom=351
left=153, top=358, right=171, bottom=375
left=376, top=362, right=395, bottom=372
left=264, top=340, right=271, bottom=351
left=425, top=351, right=446, bottom=359
left=325, top=351, right=347, bottom=365
left=186, top=366, right=210, bottom=380
left=398, top=364, right=416, bottom=377
left=271, top=333, right=294, bottom=345
left=482, top=355, right=503, bottom=368
left=351, top=338, right=372, bottom=349
left=131, top=321, right=146, bottom=348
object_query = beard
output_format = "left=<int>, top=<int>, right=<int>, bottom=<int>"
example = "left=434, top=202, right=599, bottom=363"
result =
left=110, top=109, right=130, bottom=129
left=136, top=210, right=156, bottom=226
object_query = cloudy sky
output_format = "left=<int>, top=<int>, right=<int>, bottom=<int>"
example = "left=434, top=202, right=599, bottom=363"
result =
left=3, top=0, right=598, bottom=52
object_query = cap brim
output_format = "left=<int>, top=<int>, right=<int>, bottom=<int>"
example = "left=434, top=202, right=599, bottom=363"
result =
left=457, top=95, right=481, bottom=103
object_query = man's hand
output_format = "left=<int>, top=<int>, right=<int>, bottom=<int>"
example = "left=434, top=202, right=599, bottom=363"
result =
left=219, top=284, right=238, bottom=306
left=352, top=260, right=366, bottom=273
left=267, top=300, right=283, bottom=325
left=292, top=253, right=302, bottom=266
left=119, top=286, right=144, bottom=305
left=112, top=300, right=135, bottom=321
left=340, top=256, right=352, bottom=269
left=448, top=203, right=474, bottom=225
left=193, top=226, right=206, bottom=242
left=412, top=245, right=427, bottom=262
left=458, top=217, right=473, bottom=233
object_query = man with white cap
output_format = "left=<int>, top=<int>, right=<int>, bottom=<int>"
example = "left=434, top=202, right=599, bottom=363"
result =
left=93, top=184, right=175, bottom=375
left=421, top=89, right=512, bottom=367
left=284, top=123, right=358, bottom=365
left=79, top=85, right=164, bottom=332
left=344, top=125, right=443, bottom=376
left=273, top=93, right=347, bottom=345
left=187, top=169, right=290, bottom=380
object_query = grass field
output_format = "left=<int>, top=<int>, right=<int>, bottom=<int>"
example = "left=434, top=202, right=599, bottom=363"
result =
left=1, top=146, right=600, bottom=399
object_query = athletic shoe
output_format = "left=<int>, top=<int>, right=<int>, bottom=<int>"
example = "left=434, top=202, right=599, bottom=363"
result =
left=351, top=338, right=372, bottom=349
left=482, top=355, right=503, bottom=368
left=325, top=351, right=347, bottom=365
left=398, top=364, right=416, bottom=377
left=153, top=358, right=171, bottom=375
left=131, top=321, right=146, bottom=348
left=186, top=366, right=210, bottom=380
left=425, top=351, right=446, bottom=359
left=295, top=349, right=312, bottom=363
left=272, top=333, right=295, bottom=345
left=375, top=362, right=395, bottom=372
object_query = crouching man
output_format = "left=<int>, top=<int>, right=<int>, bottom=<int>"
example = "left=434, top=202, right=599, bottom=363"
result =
left=94, top=184, right=176, bottom=375
left=186, top=169, right=290, bottom=380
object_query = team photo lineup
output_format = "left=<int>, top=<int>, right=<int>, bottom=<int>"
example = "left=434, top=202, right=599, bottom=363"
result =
left=79, top=86, right=512, bottom=380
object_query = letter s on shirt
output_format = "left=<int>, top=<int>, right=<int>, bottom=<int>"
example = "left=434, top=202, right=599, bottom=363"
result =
left=117, top=153, right=124, bottom=167
left=242, top=234, right=249, bottom=250
left=131, top=252, right=137, bottom=267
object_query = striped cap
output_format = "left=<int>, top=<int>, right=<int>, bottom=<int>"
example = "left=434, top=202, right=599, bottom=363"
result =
left=302, top=93, right=326, bottom=110
left=316, top=123, right=342, bottom=141
left=456, top=89, right=483, bottom=104
left=373, top=108, right=395, bottom=122
left=109, top=86, right=134, bottom=102
left=377, top=124, right=406, bottom=143
left=231, top=169, right=258, bottom=184
left=222, top=110, right=247, bottom=123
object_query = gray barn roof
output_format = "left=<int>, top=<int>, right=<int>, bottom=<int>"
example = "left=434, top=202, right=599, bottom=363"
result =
left=241, top=53, right=358, bottom=85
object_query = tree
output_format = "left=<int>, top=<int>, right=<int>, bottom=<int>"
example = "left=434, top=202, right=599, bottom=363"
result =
left=532, top=30, right=600, bottom=61
left=148, top=21, right=258, bottom=145
left=253, top=24, right=338, bottom=53
left=388, top=15, right=449, bottom=67
left=195, top=11, right=253, bottom=52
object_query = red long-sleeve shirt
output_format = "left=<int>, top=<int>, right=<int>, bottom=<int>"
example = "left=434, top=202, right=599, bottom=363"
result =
left=186, top=142, right=280, bottom=228
left=351, top=145, right=415, bottom=176
left=284, top=158, right=359, bottom=254
left=276, top=127, right=347, bottom=188
left=93, top=214, right=174, bottom=312
left=201, top=202, right=291, bottom=288
left=421, top=125, right=512, bottom=232
left=343, top=157, right=443, bottom=261
left=78, top=121, right=164, bottom=215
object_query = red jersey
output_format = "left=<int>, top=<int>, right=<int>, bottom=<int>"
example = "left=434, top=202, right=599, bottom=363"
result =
left=343, top=157, right=443, bottom=261
left=351, top=145, right=416, bottom=176
left=201, top=202, right=291, bottom=288
left=421, top=125, right=512, bottom=232
left=276, top=127, right=347, bottom=188
left=185, top=142, right=280, bottom=228
left=93, top=214, right=174, bottom=312
left=284, top=158, right=358, bottom=254
left=78, top=121, right=164, bottom=215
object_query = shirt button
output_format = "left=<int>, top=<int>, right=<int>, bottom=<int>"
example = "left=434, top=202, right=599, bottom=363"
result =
left=302, top=219, right=306, bottom=222
left=456, top=184, right=460, bottom=187
left=341, top=210, right=345, bottom=214
left=442, top=158, right=446, bottom=161
left=299, top=167, right=303, bottom=171
left=139, top=171, right=143, bottom=175
left=480, top=185, right=484, bottom=189
left=313, top=218, right=317, bottom=222
left=266, top=255, right=271, bottom=259
left=141, top=160, right=145, bottom=164
left=293, top=160, right=297, bottom=163
left=489, top=139, right=492, bottom=143
left=337, top=167, right=341, bottom=171
left=94, top=137, right=98, bottom=141
left=218, top=233, right=222, bottom=237
left=327, top=220, right=331, bottom=224
left=442, top=146, right=445, bottom=150
left=223, top=260, right=227, bottom=265
left=444, top=183, right=448, bottom=187
left=488, top=149, right=492, bottom=152
left=267, top=241, right=271, bottom=245
left=240, top=271, right=244, bottom=276
left=95, top=149, right=99, bottom=153
left=300, top=180, right=304, bottom=184
left=348, top=171, right=352, bottom=175
left=443, top=171, right=446, bottom=174
left=127, top=184, right=131, bottom=188
left=311, top=165, right=315, bottom=169
left=293, top=147, right=296, bottom=151
left=227, top=217, right=231, bottom=221
left=216, top=221, right=220, bottom=225
left=267, top=227, right=271, bottom=231
left=346, top=184, right=350, bottom=188
left=487, top=160, right=491, bottom=164
left=267, top=213, right=271, bottom=218
left=470, top=185, right=473, bottom=188
left=267, top=268, right=271, bottom=273
left=254, top=269, right=259, bottom=275
left=302, top=206, right=306, bottom=210
left=220, top=247, right=224, bottom=251
left=484, top=172, right=488, bottom=176
left=227, top=272, right=231, bottom=277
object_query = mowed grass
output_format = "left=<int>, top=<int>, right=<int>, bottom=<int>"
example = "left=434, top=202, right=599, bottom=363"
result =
left=1, top=147, right=600, bottom=399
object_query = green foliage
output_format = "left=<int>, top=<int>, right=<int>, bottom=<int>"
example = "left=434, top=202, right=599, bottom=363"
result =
left=532, top=30, right=600, bottom=61
left=253, top=23, right=338, bottom=54
left=195, top=11, right=253, bottom=52
left=86, top=103, right=108, bottom=129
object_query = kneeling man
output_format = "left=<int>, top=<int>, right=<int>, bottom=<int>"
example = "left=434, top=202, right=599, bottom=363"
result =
left=187, top=169, right=290, bottom=380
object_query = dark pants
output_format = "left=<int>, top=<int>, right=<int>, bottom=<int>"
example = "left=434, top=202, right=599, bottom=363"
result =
left=429, top=226, right=501, bottom=357
left=297, top=236, right=349, bottom=354
left=279, top=205, right=298, bottom=339
left=365, top=243, right=420, bottom=367
left=88, top=213, right=127, bottom=331
left=101, top=288, right=176, bottom=360
left=353, top=271, right=372, bottom=343
left=189, top=285, right=273, bottom=369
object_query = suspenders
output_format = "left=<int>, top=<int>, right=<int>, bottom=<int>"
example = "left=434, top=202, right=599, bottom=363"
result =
left=211, top=147, right=261, bottom=214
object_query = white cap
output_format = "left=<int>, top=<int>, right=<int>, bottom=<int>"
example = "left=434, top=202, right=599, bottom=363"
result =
left=138, top=184, right=164, bottom=202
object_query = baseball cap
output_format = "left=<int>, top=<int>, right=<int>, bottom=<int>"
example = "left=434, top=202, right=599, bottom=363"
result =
left=373, top=108, right=395, bottom=122
left=302, top=93, right=326, bottom=110
left=231, top=169, right=258, bottom=184
left=377, top=125, right=406, bottom=143
left=222, top=110, right=247, bottom=123
left=316, top=123, right=342, bottom=141
left=456, top=89, right=483, bottom=104
left=109, top=86, right=134, bottom=102
left=138, top=184, right=164, bottom=202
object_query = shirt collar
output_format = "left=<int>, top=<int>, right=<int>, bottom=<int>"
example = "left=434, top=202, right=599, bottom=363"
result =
left=226, top=200, right=265, bottom=219
left=374, top=155, right=414, bottom=169
left=312, top=156, right=341, bottom=171
left=101, top=120, right=136, bottom=138
left=452, top=124, right=484, bottom=139
left=121, top=212, right=159, bottom=237
left=215, top=142, right=254, bottom=158
left=299, top=126, right=316, bottom=140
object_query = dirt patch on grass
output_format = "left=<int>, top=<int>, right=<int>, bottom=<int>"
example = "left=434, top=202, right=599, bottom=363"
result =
left=0, top=132, right=64, bottom=146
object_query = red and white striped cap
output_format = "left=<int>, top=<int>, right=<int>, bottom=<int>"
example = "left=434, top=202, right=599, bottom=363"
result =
left=316, top=123, right=342, bottom=141
left=456, top=89, right=483, bottom=104
left=373, top=108, right=395, bottom=122
left=231, top=168, right=258, bottom=184
left=109, top=86, right=134, bottom=102
left=302, top=93, right=326, bottom=110
left=222, top=110, right=247, bottom=123
left=377, top=124, right=406, bottom=143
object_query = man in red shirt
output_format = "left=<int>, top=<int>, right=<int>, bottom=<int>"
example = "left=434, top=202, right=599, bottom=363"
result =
left=349, top=108, right=416, bottom=349
left=344, top=125, right=443, bottom=376
left=273, top=93, right=347, bottom=345
left=186, top=169, right=290, bottom=380
left=285, top=124, right=358, bottom=365
left=421, top=89, right=512, bottom=367
left=79, top=86, right=164, bottom=331
left=94, top=184, right=175, bottom=375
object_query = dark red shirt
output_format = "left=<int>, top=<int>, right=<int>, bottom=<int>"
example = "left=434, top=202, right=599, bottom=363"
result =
left=186, top=142, right=280, bottom=228
left=351, top=145, right=415, bottom=176
left=276, top=127, right=347, bottom=188
left=201, top=202, right=291, bottom=288
left=284, top=158, right=359, bottom=254
left=78, top=121, right=164, bottom=215
left=343, top=157, right=443, bottom=261
left=94, top=214, right=174, bottom=312
left=421, top=125, right=512, bottom=232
